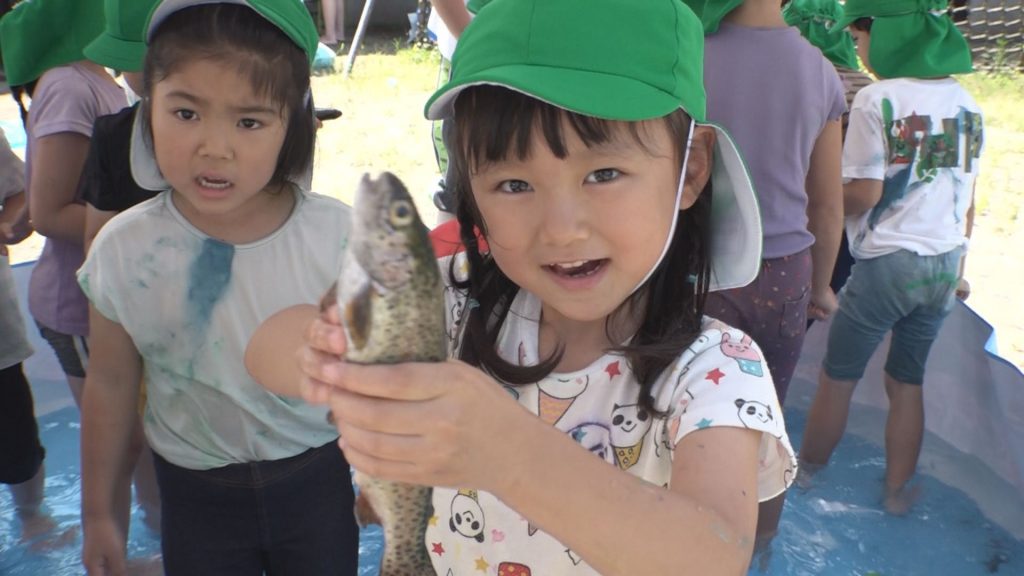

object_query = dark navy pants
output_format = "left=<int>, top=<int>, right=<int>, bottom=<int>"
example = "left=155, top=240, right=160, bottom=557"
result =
left=153, top=441, right=359, bottom=576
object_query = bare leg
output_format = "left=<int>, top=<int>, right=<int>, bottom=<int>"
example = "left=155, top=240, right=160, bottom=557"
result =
left=799, top=370, right=858, bottom=468
left=66, top=374, right=85, bottom=409
left=10, top=464, right=78, bottom=549
left=751, top=493, right=786, bottom=570
left=320, top=0, right=344, bottom=44
left=882, top=372, right=924, bottom=514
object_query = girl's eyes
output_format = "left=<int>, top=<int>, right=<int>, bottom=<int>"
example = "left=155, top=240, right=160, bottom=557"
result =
left=498, top=179, right=532, bottom=194
left=585, top=168, right=621, bottom=183
left=171, top=110, right=263, bottom=129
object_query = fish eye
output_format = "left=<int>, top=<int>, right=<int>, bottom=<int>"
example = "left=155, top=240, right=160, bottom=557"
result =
left=389, top=200, right=415, bottom=226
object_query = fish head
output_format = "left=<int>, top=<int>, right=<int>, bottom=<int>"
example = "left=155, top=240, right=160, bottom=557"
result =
left=348, top=172, right=435, bottom=291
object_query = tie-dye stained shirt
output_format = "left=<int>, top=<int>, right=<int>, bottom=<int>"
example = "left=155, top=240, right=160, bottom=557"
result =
left=427, top=255, right=797, bottom=575
left=842, top=78, right=984, bottom=260
left=78, top=189, right=349, bottom=469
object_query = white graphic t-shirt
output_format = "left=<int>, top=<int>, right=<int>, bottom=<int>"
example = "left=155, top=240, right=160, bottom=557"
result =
left=843, top=78, right=984, bottom=260
left=426, top=256, right=797, bottom=575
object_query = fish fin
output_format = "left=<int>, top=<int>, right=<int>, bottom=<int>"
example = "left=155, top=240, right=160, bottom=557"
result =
left=354, top=490, right=382, bottom=528
left=344, top=283, right=374, bottom=351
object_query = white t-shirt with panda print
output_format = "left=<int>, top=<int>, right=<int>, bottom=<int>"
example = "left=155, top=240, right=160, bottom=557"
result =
left=425, top=255, right=797, bottom=576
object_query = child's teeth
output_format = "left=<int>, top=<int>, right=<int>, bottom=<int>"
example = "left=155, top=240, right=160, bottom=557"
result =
left=200, top=177, right=230, bottom=189
left=555, top=260, right=588, bottom=270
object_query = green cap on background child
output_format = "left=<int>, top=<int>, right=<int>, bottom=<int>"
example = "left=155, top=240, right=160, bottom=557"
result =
left=0, top=0, right=106, bottom=86
left=835, top=0, right=973, bottom=78
left=783, top=0, right=860, bottom=70
left=425, top=0, right=764, bottom=291
left=84, top=0, right=161, bottom=73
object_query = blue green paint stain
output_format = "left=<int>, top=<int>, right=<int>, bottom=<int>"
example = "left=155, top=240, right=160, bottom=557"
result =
left=186, top=239, right=234, bottom=333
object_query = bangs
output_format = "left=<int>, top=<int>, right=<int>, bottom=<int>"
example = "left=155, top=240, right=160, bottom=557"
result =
left=452, top=85, right=688, bottom=171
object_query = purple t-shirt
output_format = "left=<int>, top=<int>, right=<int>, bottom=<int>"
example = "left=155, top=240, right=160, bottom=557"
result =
left=704, top=24, right=846, bottom=259
left=27, top=63, right=127, bottom=336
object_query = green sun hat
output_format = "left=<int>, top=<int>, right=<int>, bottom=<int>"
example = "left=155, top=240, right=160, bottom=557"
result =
left=679, top=0, right=745, bottom=34
left=783, top=0, right=859, bottom=70
left=145, top=0, right=319, bottom=65
left=0, top=0, right=106, bottom=87
left=835, top=0, right=972, bottom=78
left=84, top=0, right=161, bottom=73
left=425, top=0, right=764, bottom=292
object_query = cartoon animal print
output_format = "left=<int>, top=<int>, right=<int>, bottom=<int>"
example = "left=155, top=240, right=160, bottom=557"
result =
left=537, top=375, right=588, bottom=425
left=720, top=333, right=764, bottom=377
left=568, top=423, right=615, bottom=465
left=610, top=403, right=653, bottom=470
left=449, top=489, right=486, bottom=543
left=734, top=398, right=778, bottom=436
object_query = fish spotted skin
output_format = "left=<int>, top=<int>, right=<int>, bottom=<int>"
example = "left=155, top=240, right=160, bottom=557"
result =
left=337, top=172, right=444, bottom=576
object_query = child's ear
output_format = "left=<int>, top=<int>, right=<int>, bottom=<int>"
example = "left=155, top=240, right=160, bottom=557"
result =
left=679, top=126, right=716, bottom=211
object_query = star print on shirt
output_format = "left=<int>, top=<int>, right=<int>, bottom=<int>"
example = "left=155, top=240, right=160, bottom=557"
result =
left=431, top=542, right=445, bottom=556
left=475, top=557, right=490, bottom=571
left=605, top=360, right=621, bottom=379
left=705, top=368, right=725, bottom=385
left=696, top=418, right=713, bottom=429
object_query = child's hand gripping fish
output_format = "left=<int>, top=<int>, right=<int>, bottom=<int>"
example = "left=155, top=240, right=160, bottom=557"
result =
left=336, top=172, right=443, bottom=575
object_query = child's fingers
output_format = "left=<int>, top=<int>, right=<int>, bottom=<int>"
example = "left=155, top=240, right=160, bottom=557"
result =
left=305, top=316, right=347, bottom=355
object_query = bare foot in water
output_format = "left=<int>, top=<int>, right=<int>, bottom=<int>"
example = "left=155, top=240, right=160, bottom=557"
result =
left=883, top=483, right=922, bottom=515
left=21, top=512, right=79, bottom=552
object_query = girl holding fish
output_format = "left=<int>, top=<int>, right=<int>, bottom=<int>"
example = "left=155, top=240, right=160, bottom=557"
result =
left=252, top=0, right=798, bottom=573
left=76, top=1, right=359, bottom=574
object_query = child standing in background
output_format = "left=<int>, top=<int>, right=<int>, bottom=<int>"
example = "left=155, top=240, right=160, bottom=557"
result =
left=0, top=0, right=127, bottom=409
left=251, top=0, right=796, bottom=573
left=681, top=0, right=846, bottom=547
left=0, top=127, right=74, bottom=550
left=78, top=1, right=359, bottom=574
left=783, top=0, right=875, bottom=297
left=800, top=0, right=982, bottom=515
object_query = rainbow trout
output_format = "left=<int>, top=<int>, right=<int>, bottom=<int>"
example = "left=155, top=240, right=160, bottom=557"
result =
left=337, top=172, right=443, bottom=576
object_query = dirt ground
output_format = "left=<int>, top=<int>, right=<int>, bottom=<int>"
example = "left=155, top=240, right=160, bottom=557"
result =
left=4, top=53, right=1023, bottom=371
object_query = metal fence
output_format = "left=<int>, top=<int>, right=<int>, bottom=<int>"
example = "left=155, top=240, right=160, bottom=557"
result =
left=952, top=0, right=1024, bottom=70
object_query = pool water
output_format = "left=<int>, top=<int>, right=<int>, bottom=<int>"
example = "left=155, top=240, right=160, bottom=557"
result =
left=1, top=406, right=1021, bottom=575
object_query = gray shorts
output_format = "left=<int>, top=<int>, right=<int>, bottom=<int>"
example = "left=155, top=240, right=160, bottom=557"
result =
left=823, top=248, right=962, bottom=385
left=36, top=322, right=89, bottom=378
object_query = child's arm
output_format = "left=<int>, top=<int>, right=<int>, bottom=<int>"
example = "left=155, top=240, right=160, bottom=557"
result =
left=84, top=205, right=117, bottom=255
left=80, top=306, right=143, bottom=575
left=430, top=0, right=472, bottom=38
left=806, top=118, right=843, bottom=319
left=29, top=132, right=90, bottom=242
left=843, top=178, right=883, bottom=217
left=957, top=184, right=976, bottom=300
left=301, top=313, right=761, bottom=576
left=245, top=303, right=321, bottom=397
left=0, top=190, right=33, bottom=246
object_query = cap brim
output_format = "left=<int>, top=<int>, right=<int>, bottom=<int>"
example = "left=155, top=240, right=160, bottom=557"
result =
left=703, top=122, right=763, bottom=292
left=130, top=106, right=314, bottom=192
left=130, top=111, right=170, bottom=192
left=425, top=66, right=681, bottom=122
left=84, top=33, right=146, bottom=73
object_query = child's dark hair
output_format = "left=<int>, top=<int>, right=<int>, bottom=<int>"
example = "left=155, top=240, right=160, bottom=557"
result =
left=140, top=4, right=315, bottom=188
left=449, top=86, right=712, bottom=415
left=851, top=17, right=873, bottom=32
